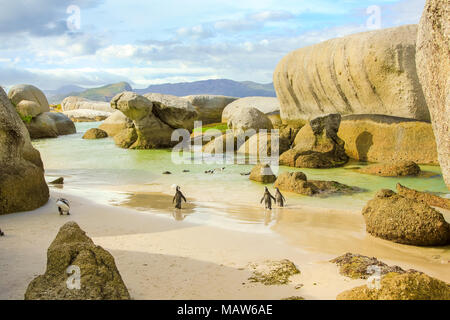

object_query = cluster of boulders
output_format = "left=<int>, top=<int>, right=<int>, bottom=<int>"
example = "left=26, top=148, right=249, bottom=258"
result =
left=0, top=87, right=49, bottom=214
left=8, top=85, right=76, bottom=138
left=62, top=96, right=114, bottom=122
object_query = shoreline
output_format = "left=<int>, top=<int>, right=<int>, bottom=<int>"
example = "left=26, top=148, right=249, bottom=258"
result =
left=1, top=188, right=449, bottom=300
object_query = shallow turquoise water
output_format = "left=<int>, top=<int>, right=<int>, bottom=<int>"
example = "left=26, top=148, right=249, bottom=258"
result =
left=32, top=122, right=449, bottom=213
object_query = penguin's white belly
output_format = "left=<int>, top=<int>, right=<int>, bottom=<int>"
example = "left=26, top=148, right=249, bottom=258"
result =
left=57, top=201, right=70, bottom=211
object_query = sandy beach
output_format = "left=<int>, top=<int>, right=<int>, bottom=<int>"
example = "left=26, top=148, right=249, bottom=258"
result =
left=1, top=187, right=449, bottom=300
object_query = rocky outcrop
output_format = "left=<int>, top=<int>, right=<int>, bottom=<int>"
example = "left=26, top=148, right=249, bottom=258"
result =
left=237, top=132, right=290, bottom=157
left=61, top=96, right=114, bottom=113
left=25, top=222, right=131, bottom=300
left=98, top=111, right=133, bottom=137
left=0, top=87, right=49, bottom=214
left=183, top=95, right=237, bottom=124
left=274, top=171, right=359, bottom=196
left=82, top=128, right=108, bottom=139
left=227, top=107, right=273, bottom=133
left=416, top=0, right=450, bottom=189
left=222, top=97, right=280, bottom=124
left=331, top=253, right=407, bottom=279
left=396, top=183, right=450, bottom=210
left=337, top=114, right=438, bottom=164
left=358, top=161, right=421, bottom=177
left=143, top=93, right=198, bottom=131
left=63, top=109, right=111, bottom=122
left=282, top=114, right=348, bottom=168
left=8, top=84, right=50, bottom=118
left=249, top=164, right=277, bottom=184
left=8, top=85, right=76, bottom=138
left=274, top=25, right=429, bottom=124
left=362, top=189, right=450, bottom=246
left=111, top=92, right=175, bottom=149
left=337, top=272, right=450, bottom=300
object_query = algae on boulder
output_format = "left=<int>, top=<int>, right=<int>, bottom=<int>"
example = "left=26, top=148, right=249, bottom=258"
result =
left=0, top=87, right=49, bottom=214
left=25, top=222, right=131, bottom=300
left=416, top=0, right=450, bottom=189
left=362, top=189, right=450, bottom=246
left=248, top=259, right=300, bottom=286
left=337, top=272, right=450, bottom=300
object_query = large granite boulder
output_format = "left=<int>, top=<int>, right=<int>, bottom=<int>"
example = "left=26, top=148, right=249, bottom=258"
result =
left=0, top=87, right=49, bottom=214
left=274, top=25, right=429, bottom=124
left=237, top=132, right=290, bottom=157
left=61, top=96, right=114, bottom=113
left=416, top=0, right=450, bottom=189
left=281, top=114, right=348, bottom=168
left=227, top=107, right=273, bottom=133
left=111, top=92, right=174, bottom=149
left=143, top=93, right=198, bottom=131
left=337, top=272, right=450, bottom=300
left=274, top=171, right=358, bottom=196
left=8, top=84, right=50, bottom=118
left=46, top=112, right=76, bottom=136
left=396, top=183, right=450, bottom=210
left=338, top=114, right=438, bottom=164
left=222, top=97, right=280, bottom=124
left=183, top=95, right=237, bottom=124
left=63, top=109, right=111, bottom=122
left=24, top=112, right=76, bottom=138
left=358, top=161, right=421, bottom=177
left=25, top=222, right=131, bottom=300
left=98, top=110, right=134, bottom=137
left=249, top=163, right=277, bottom=184
left=362, top=189, right=450, bottom=246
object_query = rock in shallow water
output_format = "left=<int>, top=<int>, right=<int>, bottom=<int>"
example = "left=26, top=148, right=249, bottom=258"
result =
left=82, top=128, right=108, bottom=139
left=25, top=221, right=131, bottom=300
left=358, top=161, right=421, bottom=177
left=396, top=183, right=450, bottom=210
left=249, top=164, right=277, bottom=184
left=362, top=189, right=450, bottom=246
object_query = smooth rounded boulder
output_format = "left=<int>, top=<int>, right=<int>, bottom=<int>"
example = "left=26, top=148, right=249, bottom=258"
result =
left=61, top=96, right=114, bottom=113
left=46, top=112, right=76, bottom=136
left=416, top=0, right=450, bottom=189
left=0, top=87, right=49, bottom=214
left=98, top=110, right=134, bottom=137
left=82, top=128, right=108, bottom=139
left=183, top=95, right=237, bottom=124
left=8, top=84, right=50, bottom=117
left=227, top=107, right=273, bottom=133
left=222, top=97, right=280, bottom=123
left=274, top=25, right=429, bottom=124
left=362, top=189, right=450, bottom=246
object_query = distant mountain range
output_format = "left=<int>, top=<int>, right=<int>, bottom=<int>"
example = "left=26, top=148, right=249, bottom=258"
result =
left=46, top=79, right=276, bottom=104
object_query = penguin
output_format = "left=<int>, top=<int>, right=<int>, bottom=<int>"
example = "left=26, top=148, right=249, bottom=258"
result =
left=0, top=228, right=4, bottom=236
left=275, top=187, right=286, bottom=207
left=56, top=198, right=70, bottom=215
left=260, top=187, right=276, bottom=210
left=173, top=186, right=187, bottom=209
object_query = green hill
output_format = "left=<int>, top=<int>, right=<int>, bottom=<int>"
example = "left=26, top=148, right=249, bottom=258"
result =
left=77, top=82, right=132, bottom=101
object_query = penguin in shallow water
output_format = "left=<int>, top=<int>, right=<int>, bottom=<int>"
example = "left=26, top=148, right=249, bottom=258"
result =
left=56, top=198, right=70, bottom=215
left=260, top=187, right=276, bottom=210
left=275, top=187, right=286, bottom=207
left=173, top=186, right=187, bottom=209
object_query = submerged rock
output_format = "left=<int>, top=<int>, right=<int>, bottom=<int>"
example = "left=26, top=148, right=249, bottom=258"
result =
left=396, top=183, right=450, bottom=210
left=49, top=177, right=64, bottom=185
left=358, top=161, right=421, bottom=177
left=282, top=114, right=348, bottom=168
left=248, top=259, right=300, bottom=285
left=82, top=128, right=108, bottom=140
left=338, top=115, right=438, bottom=164
left=337, top=272, right=450, bottom=300
left=25, top=222, right=131, bottom=300
left=249, top=164, right=277, bottom=184
left=0, top=87, right=49, bottom=214
left=416, top=0, right=450, bottom=189
left=362, top=189, right=450, bottom=246
left=331, top=253, right=406, bottom=279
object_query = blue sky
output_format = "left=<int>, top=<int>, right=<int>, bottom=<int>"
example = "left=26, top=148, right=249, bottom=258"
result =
left=0, top=0, right=426, bottom=90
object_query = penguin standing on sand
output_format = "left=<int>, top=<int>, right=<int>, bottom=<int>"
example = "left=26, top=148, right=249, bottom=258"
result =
left=260, top=187, right=276, bottom=210
left=275, top=187, right=286, bottom=207
left=56, top=198, right=70, bottom=215
left=173, top=186, right=187, bottom=209
left=0, top=228, right=4, bottom=236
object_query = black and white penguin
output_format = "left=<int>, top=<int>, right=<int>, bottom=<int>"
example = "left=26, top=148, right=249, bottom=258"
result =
left=173, top=186, right=187, bottom=209
left=56, top=198, right=70, bottom=215
left=275, top=187, right=286, bottom=207
left=0, top=228, right=4, bottom=236
left=260, top=187, right=276, bottom=210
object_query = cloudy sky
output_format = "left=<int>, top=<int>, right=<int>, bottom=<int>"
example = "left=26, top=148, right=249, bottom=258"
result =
left=0, top=0, right=425, bottom=90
